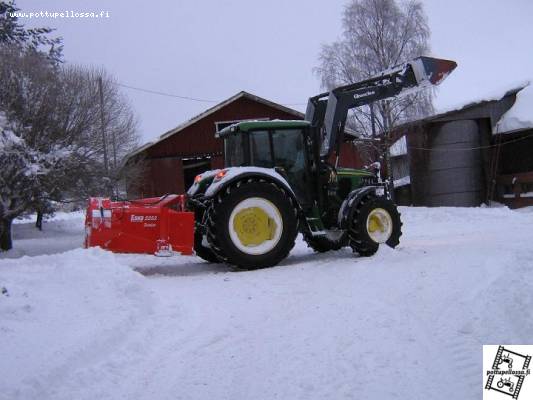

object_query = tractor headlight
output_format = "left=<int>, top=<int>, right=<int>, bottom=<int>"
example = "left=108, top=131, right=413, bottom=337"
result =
left=214, top=169, right=228, bottom=182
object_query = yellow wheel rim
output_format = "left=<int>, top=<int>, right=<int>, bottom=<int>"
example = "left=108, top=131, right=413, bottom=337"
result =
left=233, top=207, right=278, bottom=246
left=366, top=208, right=393, bottom=243
left=228, top=198, right=283, bottom=255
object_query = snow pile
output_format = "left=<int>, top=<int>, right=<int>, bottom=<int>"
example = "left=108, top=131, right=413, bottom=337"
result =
left=496, top=83, right=533, bottom=133
left=0, top=248, right=153, bottom=400
left=1, top=207, right=533, bottom=400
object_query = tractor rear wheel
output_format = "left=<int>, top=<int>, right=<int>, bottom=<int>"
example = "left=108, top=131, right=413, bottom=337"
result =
left=206, top=181, right=298, bottom=269
left=349, top=194, right=402, bottom=257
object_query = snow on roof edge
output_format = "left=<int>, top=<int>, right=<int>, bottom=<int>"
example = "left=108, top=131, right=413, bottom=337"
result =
left=434, top=80, right=529, bottom=117
left=495, top=82, right=533, bottom=134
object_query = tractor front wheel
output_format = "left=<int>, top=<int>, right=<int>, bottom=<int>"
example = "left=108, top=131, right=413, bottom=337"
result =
left=349, top=194, right=402, bottom=257
left=206, top=181, right=298, bottom=269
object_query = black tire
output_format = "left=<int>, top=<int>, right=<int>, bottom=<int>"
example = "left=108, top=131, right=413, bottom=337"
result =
left=349, top=194, right=402, bottom=257
left=205, top=181, right=298, bottom=269
left=304, top=232, right=347, bottom=253
left=194, top=230, right=220, bottom=263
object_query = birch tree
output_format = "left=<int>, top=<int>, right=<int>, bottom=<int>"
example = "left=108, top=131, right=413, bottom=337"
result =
left=316, top=0, right=432, bottom=136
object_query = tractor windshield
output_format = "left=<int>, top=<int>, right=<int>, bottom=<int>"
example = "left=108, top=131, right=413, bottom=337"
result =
left=249, top=128, right=309, bottom=203
left=247, top=129, right=306, bottom=173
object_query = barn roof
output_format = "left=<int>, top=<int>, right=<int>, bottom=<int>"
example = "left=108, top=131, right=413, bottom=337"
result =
left=129, top=91, right=305, bottom=158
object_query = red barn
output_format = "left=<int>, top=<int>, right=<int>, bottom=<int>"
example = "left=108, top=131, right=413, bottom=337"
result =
left=127, top=91, right=366, bottom=197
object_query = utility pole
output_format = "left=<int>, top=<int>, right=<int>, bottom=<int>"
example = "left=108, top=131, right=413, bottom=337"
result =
left=370, top=102, right=376, bottom=138
left=98, top=76, right=109, bottom=173
left=383, top=100, right=395, bottom=201
left=111, top=130, right=117, bottom=169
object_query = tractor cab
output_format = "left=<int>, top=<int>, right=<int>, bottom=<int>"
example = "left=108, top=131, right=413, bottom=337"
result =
left=218, top=119, right=380, bottom=222
left=218, top=120, right=313, bottom=206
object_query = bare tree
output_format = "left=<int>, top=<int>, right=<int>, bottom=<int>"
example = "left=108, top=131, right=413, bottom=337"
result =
left=316, top=0, right=432, bottom=140
left=315, top=0, right=432, bottom=198
left=0, top=45, right=139, bottom=251
left=56, top=65, right=140, bottom=199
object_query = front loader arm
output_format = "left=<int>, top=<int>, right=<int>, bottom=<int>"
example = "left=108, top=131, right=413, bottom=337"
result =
left=307, top=56, right=457, bottom=159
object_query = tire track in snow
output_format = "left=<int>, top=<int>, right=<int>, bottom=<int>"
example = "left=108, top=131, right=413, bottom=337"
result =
left=24, top=282, right=157, bottom=400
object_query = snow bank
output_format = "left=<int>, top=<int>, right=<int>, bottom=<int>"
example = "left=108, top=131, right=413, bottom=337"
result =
left=496, top=83, right=533, bottom=133
left=0, top=248, right=153, bottom=400
left=1, top=207, right=533, bottom=400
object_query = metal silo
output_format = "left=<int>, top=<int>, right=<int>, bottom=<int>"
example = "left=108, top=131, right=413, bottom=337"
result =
left=427, top=120, right=483, bottom=206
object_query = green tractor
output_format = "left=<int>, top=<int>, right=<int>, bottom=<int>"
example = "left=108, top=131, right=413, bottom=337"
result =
left=187, top=56, right=456, bottom=269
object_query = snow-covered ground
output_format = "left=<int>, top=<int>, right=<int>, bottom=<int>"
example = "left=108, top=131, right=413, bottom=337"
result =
left=1, top=206, right=533, bottom=400
left=1, top=211, right=85, bottom=259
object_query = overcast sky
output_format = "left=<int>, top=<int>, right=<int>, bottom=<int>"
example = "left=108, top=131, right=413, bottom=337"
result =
left=20, top=0, right=533, bottom=143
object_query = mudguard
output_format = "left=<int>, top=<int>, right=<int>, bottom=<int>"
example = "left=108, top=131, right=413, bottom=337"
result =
left=204, top=167, right=296, bottom=199
left=187, top=169, right=220, bottom=197
left=338, top=186, right=383, bottom=230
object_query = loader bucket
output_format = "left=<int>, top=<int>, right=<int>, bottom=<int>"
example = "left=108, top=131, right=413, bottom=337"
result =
left=84, top=195, right=194, bottom=256
left=409, top=56, right=457, bottom=87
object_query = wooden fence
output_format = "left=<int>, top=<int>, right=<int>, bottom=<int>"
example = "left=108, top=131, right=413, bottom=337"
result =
left=495, top=171, right=533, bottom=208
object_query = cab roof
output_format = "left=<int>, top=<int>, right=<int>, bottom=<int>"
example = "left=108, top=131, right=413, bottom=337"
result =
left=217, top=120, right=310, bottom=137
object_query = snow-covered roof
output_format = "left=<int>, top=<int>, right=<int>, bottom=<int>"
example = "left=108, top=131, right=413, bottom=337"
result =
left=435, top=81, right=529, bottom=116
left=393, top=82, right=528, bottom=136
left=389, top=135, right=407, bottom=157
left=495, top=83, right=533, bottom=134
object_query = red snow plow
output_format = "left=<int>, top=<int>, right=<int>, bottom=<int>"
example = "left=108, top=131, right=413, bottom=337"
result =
left=84, top=195, right=194, bottom=256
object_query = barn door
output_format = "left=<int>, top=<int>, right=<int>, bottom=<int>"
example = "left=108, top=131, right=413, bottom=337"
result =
left=183, top=157, right=211, bottom=191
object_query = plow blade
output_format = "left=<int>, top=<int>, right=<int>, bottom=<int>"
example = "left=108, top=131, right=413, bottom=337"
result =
left=84, top=195, right=194, bottom=256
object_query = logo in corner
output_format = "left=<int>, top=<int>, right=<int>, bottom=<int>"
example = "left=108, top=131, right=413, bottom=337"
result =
left=484, top=345, right=532, bottom=399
